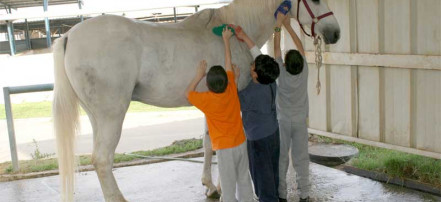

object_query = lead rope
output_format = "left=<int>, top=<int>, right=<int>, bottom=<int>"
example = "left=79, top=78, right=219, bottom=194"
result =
left=314, top=36, right=323, bottom=95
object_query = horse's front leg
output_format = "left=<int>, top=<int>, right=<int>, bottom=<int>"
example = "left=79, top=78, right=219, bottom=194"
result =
left=201, top=119, right=221, bottom=198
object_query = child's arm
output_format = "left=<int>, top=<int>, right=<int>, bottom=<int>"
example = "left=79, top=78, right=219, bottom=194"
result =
left=235, top=27, right=261, bottom=60
left=274, top=11, right=287, bottom=59
left=236, top=29, right=255, bottom=50
left=232, top=63, right=240, bottom=84
left=283, top=17, right=305, bottom=56
left=185, top=60, right=207, bottom=99
left=222, top=28, right=234, bottom=72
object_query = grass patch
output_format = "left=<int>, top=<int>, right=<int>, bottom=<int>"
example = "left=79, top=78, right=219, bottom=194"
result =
left=0, top=138, right=202, bottom=175
left=0, top=101, right=53, bottom=119
left=30, top=139, right=55, bottom=160
left=314, top=136, right=441, bottom=187
left=5, top=165, right=13, bottom=174
left=0, top=101, right=196, bottom=119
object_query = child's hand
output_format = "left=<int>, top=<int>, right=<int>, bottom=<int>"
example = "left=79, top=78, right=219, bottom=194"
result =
left=196, top=60, right=207, bottom=78
left=222, top=27, right=233, bottom=41
left=234, top=26, right=248, bottom=42
left=282, top=14, right=291, bottom=28
left=232, top=64, right=240, bottom=78
left=276, top=9, right=288, bottom=26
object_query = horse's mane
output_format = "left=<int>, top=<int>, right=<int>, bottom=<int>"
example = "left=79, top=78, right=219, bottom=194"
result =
left=180, top=0, right=281, bottom=31
left=179, top=8, right=217, bottom=29
left=218, top=0, right=279, bottom=29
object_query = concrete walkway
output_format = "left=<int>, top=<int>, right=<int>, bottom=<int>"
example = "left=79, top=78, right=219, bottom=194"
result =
left=0, top=157, right=439, bottom=202
left=0, top=110, right=205, bottom=163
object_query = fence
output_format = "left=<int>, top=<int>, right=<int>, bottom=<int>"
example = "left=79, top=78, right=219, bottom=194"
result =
left=3, top=84, right=54, bottom=171
left=283, top=0, right=440, bottom=159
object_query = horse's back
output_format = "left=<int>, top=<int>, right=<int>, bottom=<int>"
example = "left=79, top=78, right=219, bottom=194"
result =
left=62, top=13, right=249, bottom=109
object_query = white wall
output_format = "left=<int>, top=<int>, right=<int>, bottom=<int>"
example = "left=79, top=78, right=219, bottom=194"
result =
left=282, top=0, right=441, bottom=156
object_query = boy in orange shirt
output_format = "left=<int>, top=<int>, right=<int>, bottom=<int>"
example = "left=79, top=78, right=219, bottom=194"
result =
left=185, top=28, right=253, bottom=202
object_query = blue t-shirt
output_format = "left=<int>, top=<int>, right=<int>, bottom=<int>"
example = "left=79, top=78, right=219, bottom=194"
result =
left=239, top=81, right=279, bottom=141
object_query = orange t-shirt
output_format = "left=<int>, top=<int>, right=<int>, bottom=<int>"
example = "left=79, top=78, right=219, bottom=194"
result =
left=188, top=71, right=246, bottom=150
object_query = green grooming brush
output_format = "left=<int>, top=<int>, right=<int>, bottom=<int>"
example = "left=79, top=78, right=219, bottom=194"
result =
left=212, top=24, right=236, bottom=36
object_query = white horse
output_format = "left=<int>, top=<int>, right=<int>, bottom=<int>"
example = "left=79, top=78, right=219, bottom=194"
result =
left=52, top=0, right=340, bottom=201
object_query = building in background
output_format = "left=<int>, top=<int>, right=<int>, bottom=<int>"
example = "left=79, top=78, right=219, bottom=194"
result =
left=0, top=0, right=228, bottom=55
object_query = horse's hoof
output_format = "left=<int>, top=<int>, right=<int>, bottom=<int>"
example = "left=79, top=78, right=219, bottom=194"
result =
left=205, top=189, right=221, bottom=199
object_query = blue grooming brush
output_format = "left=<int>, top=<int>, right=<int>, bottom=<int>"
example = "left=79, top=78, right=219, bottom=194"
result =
left=274, top=0, right=292, bottom=19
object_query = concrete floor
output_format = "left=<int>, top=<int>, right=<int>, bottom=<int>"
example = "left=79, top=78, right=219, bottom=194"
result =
left=0, top=157, right=439, bottom=202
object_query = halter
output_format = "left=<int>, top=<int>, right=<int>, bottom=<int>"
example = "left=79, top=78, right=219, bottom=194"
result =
left=295, top=0, right=333, bottom=95
left=296, top=0, right=334, bottom=37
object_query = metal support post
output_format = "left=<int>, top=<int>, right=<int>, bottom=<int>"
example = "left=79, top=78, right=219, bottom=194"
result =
left=25, top=19, right=32, bottom=50
left=173, top=7, right=177, bottom=23
left=6, top=21, right=16, bottom=56
left=78, top=0, right=84, bottom=22
left=43, top=0, right=51, bottom=47
left=6, top=6, right=16, bottom=55
left=2, top=83, right=54, bottom=172
left=7, top=84, right=54, bottom=94
left=3, top=88, right=19, bottom=171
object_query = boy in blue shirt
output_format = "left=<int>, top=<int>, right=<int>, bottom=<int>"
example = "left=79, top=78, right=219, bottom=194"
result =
left=234, top=14, right=284, bottom=202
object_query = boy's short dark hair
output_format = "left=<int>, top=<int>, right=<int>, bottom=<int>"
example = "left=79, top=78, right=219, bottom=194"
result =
left=254, top=55, right=280, bottom=84
left=207, top=65, right=228, bottom=93
left=285, top=50, right=304, bottom=75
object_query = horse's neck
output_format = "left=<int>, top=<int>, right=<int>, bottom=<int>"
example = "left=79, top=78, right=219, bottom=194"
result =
left=217, top=0, right=281, bottom=48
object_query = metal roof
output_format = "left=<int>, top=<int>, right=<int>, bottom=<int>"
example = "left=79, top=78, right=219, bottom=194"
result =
left=0, top=0, right=78, bottom=9
left=0, top=12, right=194, bottom=32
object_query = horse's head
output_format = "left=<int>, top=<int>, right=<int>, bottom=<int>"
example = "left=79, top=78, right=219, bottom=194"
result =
left=291, top=0, right=340, bottom=44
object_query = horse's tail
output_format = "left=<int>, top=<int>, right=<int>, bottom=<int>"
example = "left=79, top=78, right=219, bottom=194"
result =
left=53, top=35, right=79, bottom=202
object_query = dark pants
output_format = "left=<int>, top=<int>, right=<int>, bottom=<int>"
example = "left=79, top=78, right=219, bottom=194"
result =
left=247, top=129, right=280, bottom=202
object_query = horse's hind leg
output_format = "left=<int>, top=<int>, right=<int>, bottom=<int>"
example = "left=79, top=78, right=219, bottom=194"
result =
left=201, top=119, right=220, bottom=198
left=92, top=112, right=128, bottom=202
left=77, top=82, right=131, bottom=202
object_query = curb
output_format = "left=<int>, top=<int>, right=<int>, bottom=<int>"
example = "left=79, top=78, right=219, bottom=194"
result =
left=0, top=149, right=205, bottom=182
left=343, top=165, right=441, bottom=197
